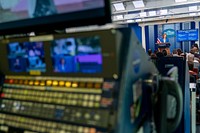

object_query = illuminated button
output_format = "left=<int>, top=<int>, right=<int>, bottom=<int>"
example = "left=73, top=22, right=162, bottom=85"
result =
left=76, top=112, right=82, bottom=118
left=94, top=83, right=101, bottom=88
left=87, top=83, right=93, bottom=88
left=72, top=100, right=77, bottom=105
left=88, top=101, right=94, bottom=107
left=84, top=113, right=91, bottom=119
left=34, top=81, right=40, bottom=86
left=40, top=81, right=45, bottom=86
left=59, top=81, right=65, bottom=86
left=84, top=128, right=89, bottom=133
left=94, top=114, right=100, bottom=121
left=29, top=81, right=34, bottom=85
left=78, top=126, right=83, bottom=133
left=89, top=95, right=95, bottom=101
left=83, top=95, right=89, bottom=100
left=95, top=95, right=101, bottom=101
left=65, top=82, right=71, bottom=87
left=83, top=101, right=88, bottom=107
left=46, top=80, right=52, bottom=86
left=89, top=128, right=96, bottom=133
left=9, top=79, right=14, bottom=84
left=72, top=83, right=78, bottom=88
left=52, top=81, right=58, bottom=86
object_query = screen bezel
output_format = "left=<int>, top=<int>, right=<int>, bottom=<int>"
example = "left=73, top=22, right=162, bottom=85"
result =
left=0, top=0, right=111, bottom=35
left=0, top=30, right=119, bottom=78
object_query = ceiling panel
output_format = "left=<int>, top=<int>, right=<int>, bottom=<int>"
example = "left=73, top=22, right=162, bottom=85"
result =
left=111, top=0, right=200, bottom=23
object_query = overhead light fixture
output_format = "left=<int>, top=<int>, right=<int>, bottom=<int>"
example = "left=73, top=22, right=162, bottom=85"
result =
left=127, top=20, right=134, bottom=23
left=135, top=19, right=142, bottom=22
left=124, top=14, right=138, bottom=19
left=175, top=0, right=187, bottom=2
left=189, top=6, right=197, bottom=11
left=160, top=9, right=168, bottom=15
left=113, top=3, right=125, bottom=11
left=148, top=11, right=157, bottom=16
left=189, top=13, right=196, bottom=16
left=115, top=15, right=124, bottom=20
left=132, top=0, right=145, bottom=8
left=139, top=12, right=147, bottom=17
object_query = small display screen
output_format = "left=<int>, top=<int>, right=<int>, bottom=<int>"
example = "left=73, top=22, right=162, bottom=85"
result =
left=7, top=42, right=46, bottom=72
left=177, top=29, right=199, bottom=42
left=51, top=36, right=102, bottom=73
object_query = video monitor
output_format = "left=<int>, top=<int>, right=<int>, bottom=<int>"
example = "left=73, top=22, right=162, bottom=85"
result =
left=7, top=41, right=46, bottom=72
left=51, top=36, right=102, bottom=73
left=0, top=0, right=111, bottom=34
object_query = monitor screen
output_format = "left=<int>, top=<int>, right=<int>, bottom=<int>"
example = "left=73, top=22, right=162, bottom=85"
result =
left=51, top=36, right=102, bottom=73
left=0, top=0, right=111, bottom=34
left=177, top=29, right=199, bottom=42
left=7, top=41, right=46, bottom=72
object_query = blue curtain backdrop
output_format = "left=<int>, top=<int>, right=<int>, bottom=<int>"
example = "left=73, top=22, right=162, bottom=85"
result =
left=128, top=23, right=142, bottom=44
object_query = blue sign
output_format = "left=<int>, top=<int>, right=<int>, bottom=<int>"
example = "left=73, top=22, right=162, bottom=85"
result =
left=177, top=29, right=199, bottom=42
left=163, top=29, right=176, bottom=38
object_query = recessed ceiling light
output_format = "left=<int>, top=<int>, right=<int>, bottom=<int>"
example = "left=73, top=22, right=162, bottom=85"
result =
left=135, top=19, right=142, bottom=22
left=113, top=3, right=125, bottom=11
left=132, top=1, right=145, bottom=8
left=175, top=0, right=187, bottom=2
left=127, top=20, right=134, bottom=23
left=160, top=9, right=168, bottom=15
left=124, top=14, right=137, bottom=19
left=115, top=15, right=124, bottom=20
left=189, top=6, right=198, bottom=11
left=149, top=11, right=157, bottom=16
left=189, top=13, right=196, bottom=16
left=139, top=12, right=147, bottom=17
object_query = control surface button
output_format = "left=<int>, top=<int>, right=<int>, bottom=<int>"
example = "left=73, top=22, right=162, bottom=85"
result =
left=94, top=114, right=100, bottom=120
left=84, top=113, right=91, bottom=119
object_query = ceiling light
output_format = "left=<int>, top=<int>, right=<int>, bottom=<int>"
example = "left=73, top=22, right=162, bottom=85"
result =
left=113, top=3, right=125, bottom=11
left=115, top=15, right=124, bottom=20
left=135, top=19, right=142, bottom=22
left=175, top=0, right=187, bottom=2
left=189, top=6, right=197, bottom=11
left=132, top=1, right=145, bottom=8
left=160, top=9, right=168, bottom=15
left=124, top=14, right=138, bottom=19
left=189, top=13, right=196, bottom=16
left=149, top=11, right=157, bottom=16
left=139, top=12, right=147, bottom=17
left=127, top=20, right=134, bottom=23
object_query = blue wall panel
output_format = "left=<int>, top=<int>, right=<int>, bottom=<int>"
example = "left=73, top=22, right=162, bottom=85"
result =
left=129, top=23, right=142, bottom=44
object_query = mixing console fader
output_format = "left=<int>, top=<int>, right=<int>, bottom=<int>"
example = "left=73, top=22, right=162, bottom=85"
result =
left=0, top=76, right=119, bottom=133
